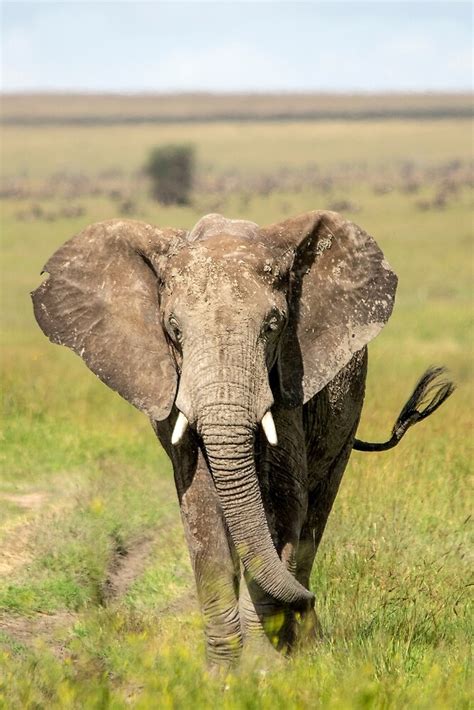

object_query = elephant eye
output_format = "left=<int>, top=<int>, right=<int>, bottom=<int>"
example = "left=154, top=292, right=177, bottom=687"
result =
left=168, top=315, right=182, bottom=343
left=265, top=312, right=281, bottom=333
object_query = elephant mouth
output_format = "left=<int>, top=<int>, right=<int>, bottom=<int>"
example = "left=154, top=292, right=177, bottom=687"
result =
left=171, top=408, right=278, bottom=447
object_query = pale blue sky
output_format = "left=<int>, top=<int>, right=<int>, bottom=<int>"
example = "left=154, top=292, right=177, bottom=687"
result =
left=2, top=1, right=472, bottom=92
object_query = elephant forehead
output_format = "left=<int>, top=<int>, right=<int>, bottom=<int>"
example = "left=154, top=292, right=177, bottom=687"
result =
left=167, top=236, right=275, bottom=289
left=190, top=234, right=272, bottom=262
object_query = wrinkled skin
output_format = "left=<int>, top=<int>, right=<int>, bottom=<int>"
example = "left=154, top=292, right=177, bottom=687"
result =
left=32, top=211, right=398, bottom=667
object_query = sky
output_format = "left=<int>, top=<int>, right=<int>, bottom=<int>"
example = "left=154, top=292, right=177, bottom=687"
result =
left=2, top=1, right=472, bottom=93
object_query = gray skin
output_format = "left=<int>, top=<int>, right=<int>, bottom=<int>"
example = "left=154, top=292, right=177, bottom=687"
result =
left=31, top=210, right=409, bottom=666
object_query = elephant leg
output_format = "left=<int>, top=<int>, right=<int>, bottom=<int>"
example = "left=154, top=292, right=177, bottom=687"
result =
left=294, top=350, right=367, bottom=646
left=289, top=433, right=358, bottom=651
left=239, top=525, right=322, bottom=656
left=309, top=423, right=360, bottom=556
left=239, top=536, right=318, bottom=655
left=292, top=421, right=361, bottom=650
left=239, top=571, right=301, bottom=659
left=292, top=524, right=323, bottom=648
left=179, top=454, right=242, bottom=668
left=153, top=422, right=242, bottom=669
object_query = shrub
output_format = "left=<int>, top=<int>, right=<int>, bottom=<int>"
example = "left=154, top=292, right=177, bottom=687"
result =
left=144, top=144, right=195, bottom=205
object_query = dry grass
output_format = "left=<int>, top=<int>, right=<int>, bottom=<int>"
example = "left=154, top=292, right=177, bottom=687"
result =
left=2, top=92, right=471, bottom=124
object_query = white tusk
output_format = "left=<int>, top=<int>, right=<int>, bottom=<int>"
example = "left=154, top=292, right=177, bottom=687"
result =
left=261, top=410, right=278, bottom=446
left=171, top=411, right=189, bottom=445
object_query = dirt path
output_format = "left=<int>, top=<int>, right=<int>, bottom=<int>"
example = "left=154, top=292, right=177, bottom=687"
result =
left=0, top=611, right=77, bottom=657
left=0, top=486, right=196, bottom=654
left=102, top=519, right=196, bottom=612
left=102, top=535, right=159, bottom=603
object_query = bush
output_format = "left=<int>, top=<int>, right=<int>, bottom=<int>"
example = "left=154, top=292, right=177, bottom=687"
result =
left=144, top=144, right=195, bottom=205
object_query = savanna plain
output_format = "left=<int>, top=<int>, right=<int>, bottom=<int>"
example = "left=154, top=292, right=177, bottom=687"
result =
left=0, top=97, right=472, bottom=708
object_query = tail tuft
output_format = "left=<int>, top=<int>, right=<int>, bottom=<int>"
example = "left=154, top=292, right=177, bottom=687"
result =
left=392, top=366, right=455, bottom=438
left=354, top=366, right=455, bottom=452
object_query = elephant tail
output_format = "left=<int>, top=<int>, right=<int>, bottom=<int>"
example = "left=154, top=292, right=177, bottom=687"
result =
left=353, top=366, right=455, bottom=452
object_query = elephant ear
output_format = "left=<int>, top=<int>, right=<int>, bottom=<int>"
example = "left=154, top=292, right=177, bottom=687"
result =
left=31, top=219, right=185, bottom=420
left=260, top=210, right=398, bottom=406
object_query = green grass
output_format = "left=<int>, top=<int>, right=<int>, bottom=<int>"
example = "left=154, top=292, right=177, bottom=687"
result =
left=0, top=116, right=472, bottom=707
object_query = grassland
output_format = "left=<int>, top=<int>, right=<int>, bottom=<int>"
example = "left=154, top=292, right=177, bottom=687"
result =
left=2, top=92, right=472, bottom=124
left=0, top=105, right=472, bottom=708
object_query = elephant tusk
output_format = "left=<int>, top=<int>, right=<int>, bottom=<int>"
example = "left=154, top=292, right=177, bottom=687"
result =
left=261, top=410, right=278, bottom=446
left=171, top=411, right=189, bottom=445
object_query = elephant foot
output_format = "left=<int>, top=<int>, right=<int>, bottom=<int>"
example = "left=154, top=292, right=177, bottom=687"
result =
left=202, top=598, right=243, bottom=671
left=206, top=657, right=238, bottom=681
left=205, top=632, right=243, bottom=673
left=292, top=607, right=324, bottom=651
left=239, top=635, right=287, bottom=675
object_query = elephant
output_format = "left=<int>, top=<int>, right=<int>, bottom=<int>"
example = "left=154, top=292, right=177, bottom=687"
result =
left=32, top=210, right=454, bottom=668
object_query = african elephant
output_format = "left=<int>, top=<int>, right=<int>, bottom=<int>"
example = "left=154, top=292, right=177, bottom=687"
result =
left=32, top=211, right=454, bottom=667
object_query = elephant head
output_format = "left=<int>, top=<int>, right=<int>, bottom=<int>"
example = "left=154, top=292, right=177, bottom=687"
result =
left=32, top=211, right=397, bottom=609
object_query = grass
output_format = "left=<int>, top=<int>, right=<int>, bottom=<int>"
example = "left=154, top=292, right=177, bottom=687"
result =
left=2, top=91, right=472, bottom=123
left=0, top=111, right=472, bottom=707
left=2, top=119, right=471, bottom=179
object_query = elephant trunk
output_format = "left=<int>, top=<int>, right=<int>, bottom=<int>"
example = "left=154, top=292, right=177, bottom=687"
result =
left=202, top=418, right=313, bottom=609
left=175, top=333, right=314, bottom=610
